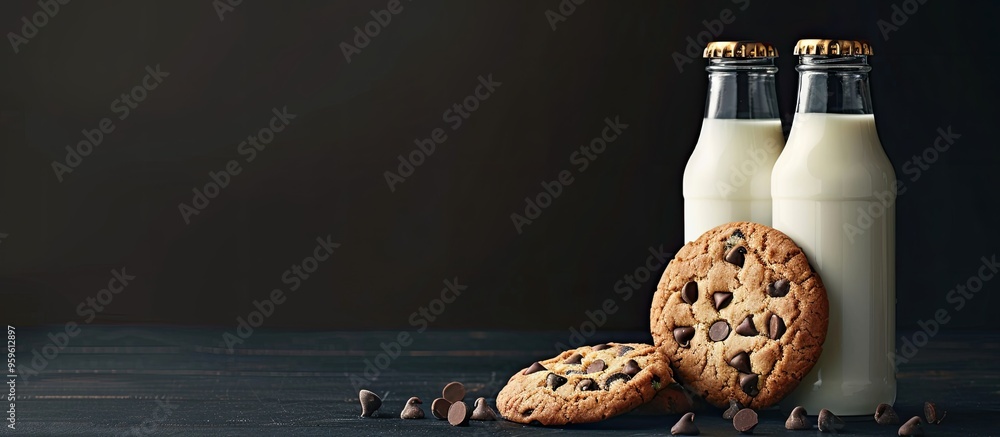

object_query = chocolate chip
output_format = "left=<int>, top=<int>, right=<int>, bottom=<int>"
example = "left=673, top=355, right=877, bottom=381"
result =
left=732, top=229, right=745, bottom=239
left=735, top=316, right=758, bottom=336
left=546, top=373, right=567, bottom=390
left=593, top=344, right=611, bottom=351
left=617, top=345, right=634, bottom=357
left=576, top=378, right=597, bottom=391
left=565, top=370, right=584, bottom=375
left=728, top=351, right=752, bottom=373
left=442, top=381, right=465, bottom=403
left=682, top=281, right=699, bottom=304
left=603, top=373, right=631, bottom=389
left=733, top=408, right=758, bottom=434
left=768, top=278, right=790, bottom=297
left=769, top=314, right=786, bottom=340
left=722, top=398, right=743, bottom=420
left=400, top=396, right=424, bottom=419
left=785, top=406, right=810, bottom=430
left=725, top=246, right=747, bottom=267
left=818, top=408, right=844, bottom=432
left=674, top=327, right=695, bottom=347
left=898, top=416, right=924, bottom=436
left=623, top=359, right=640, bottom=377
left=670, top=412, right=700, bottom=436
left=875, top=403, right=900, bottom=425
left=358, top=389, right=382, bottom=418
left=709, top=320, right=731, bottom=341
left=447, top=401, right=470, bottom=426
left=431, top=397, right=451, bottom=420
left=586, top=359, right=606, bottom=373
left=738, top=373, right=759, bottom=396
left=523, top=362, right=546, bottom=375
left=924, top=402, right=945, bottom=424
left=563, top=353, right=583, bottom=365
left=713, top=291, right=733, bottom=310
left=470, top=397, right=497, bottom=421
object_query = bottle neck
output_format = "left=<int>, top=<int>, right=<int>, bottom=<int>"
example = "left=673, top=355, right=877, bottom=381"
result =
left=704, top=58, right=780, bottom=120
left=795, top=55, right=874, bottom=114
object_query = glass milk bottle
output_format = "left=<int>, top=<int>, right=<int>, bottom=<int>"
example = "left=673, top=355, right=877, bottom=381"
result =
left=774, top=39, right=896, bottom=415
left=683, top=41, right=784, bottom=242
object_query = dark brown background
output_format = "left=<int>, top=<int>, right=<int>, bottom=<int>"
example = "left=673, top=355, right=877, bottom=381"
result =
left=0, top=0, right=996, bottom=332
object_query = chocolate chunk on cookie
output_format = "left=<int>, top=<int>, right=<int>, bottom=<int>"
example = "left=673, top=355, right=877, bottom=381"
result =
left=495, top=343, right=674, bottom=425
left=650, top=221, right=829, bottom=409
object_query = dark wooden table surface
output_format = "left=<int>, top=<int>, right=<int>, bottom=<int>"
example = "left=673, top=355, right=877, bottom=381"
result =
left=7, top=326, right=999, bottom=436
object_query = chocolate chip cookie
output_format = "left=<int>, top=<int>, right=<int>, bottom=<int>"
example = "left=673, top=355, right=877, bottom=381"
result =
left=495, top=343, right=674, bottom=425
left=650, top=221, right=828, bottom=409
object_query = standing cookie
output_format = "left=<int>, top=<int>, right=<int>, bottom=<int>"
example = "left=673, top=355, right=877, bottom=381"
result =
left=495, top=343, right=674, bottom=425
left=650, top=222, right=828, bottom=409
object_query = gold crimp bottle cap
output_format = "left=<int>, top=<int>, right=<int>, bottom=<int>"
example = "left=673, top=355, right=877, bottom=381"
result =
left=703, top=41, right=777, bottom=58
left=794, top=39, right=873, bottom=56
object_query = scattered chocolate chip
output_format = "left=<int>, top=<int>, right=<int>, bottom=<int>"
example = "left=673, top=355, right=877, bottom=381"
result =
left=735, top=316, right=758, bottom=336
left=728, top=351, right=752, bottom=374
left=617, top=345, right=635, bottom=357
left=768, top=278, right=790, bottom=297
left=924, top=402, right=946, bottom=424
left=682, top=281, right=699, bottom=304
left=713, top=291, right=733, bottom=310
left=875, top=403, right=900, bottom=425
left=523, top=362, right=546, bottom=375
left=546, top=373, right=567, bottom=390
left=722, top=398, right=743, bottom=420
left=565, top=370, right=584, bottom=375
left=603, top=373, right=631, bottom=389
left=576, top=378, right=597, bottom=391
left=431, top=397, right=451, bottom=420
left=623, top=359, right=640, bottom=377
left=400, top=396, right=424, bottom=419
left=442, top=381, right=466, bottom=403
left=563, top=353, right=583, bottom=365
left=898, top=416, right=924, bottom=436
left=674, top=327, right=695, bottom=347
left=769, top=314, right=786, bottom=340
left=471, top=397, right=497, bottom=421
left=359, top=389, right=382, bottom=418
left=709, top=320, right=731, bottom=341
left=447, top=401, right=471, bottom=426
left=818, top=409, right=845, bottom=432
left=738, top=373, right=759, bottom=396
left=785, top=406, right=810, bottom=430
left=593, top=344, right=612, bottom=351
left=725, top=246, right=747, bottom=267
left=733, top=408, right=758, bottom=434
left=586, top=359, right=606, bottom=373
left=732, top=229, right=745, bottom=239
left=671, top=412, right=700, bottom=435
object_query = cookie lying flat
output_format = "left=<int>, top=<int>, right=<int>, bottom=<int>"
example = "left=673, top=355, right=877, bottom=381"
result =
left=495, top=343, right=674, bottom=425
left=650, top=221, right=828, bottom=409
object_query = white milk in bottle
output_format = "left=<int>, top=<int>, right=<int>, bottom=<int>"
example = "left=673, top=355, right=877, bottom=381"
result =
left=774, top=39, right=896, bottom=415
left=683, top=41, right=784, bottom=242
